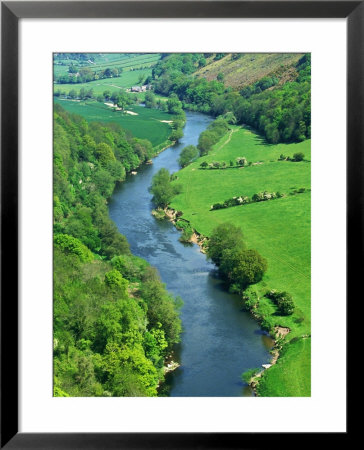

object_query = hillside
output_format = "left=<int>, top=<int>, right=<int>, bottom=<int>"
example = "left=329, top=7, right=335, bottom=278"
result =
left=195, top=53, right=304, bottom=89
left=53, top=106, right=182, bottom=397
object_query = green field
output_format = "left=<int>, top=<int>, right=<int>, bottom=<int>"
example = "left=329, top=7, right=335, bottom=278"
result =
left=54, top=67, right=154, bottom=96
left=54, top=98, right=172, bottom=148
left=54, top=53, right=161, bottom=77
left=170, top=126, right=311, bottom=396
left=257, top=337, right=311, bottom=396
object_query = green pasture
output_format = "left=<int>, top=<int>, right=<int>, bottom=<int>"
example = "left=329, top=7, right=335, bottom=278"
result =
left=54, top=68, right=154, bottom=96
left=54, top=53, right=161, bottom=77
left=170, top=126, right=311, bottom=396
left=257, top=337, right=311, bottom=396
left=87, top=53, right=160, bottom=71
left=54, top=98, right=172, bottom=147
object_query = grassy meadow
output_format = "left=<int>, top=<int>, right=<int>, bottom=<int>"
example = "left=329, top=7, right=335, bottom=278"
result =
left=54, top=67, right=154, bottom=96
left=54, top=97, right=172, bottom=148
left=170, top=126, right=311, bottom=396
left=54, top=53, right=161, bottom=77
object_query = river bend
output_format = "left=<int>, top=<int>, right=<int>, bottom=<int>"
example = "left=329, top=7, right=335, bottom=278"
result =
left=109, top=111, right=272, bottom=396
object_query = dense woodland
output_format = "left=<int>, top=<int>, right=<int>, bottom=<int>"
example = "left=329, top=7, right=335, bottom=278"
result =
left=152, top=53, right=311, bottom=144
left=53, top=105, right=182, bottom=396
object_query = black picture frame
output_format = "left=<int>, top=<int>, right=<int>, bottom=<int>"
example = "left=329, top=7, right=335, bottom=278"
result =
left=1, top=1, right=358, bottom=448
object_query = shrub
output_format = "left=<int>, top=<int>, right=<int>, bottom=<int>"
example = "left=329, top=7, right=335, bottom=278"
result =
left=292, top=152, right=304, bottom=162
left=241, top=368, right=261, bottom=384
left=243, top=291, right=259, bottom=310
left=266, top=290, right=295, bottom=315
left=179, top=228, right=193, bottom=243
left=211, top=202, right=224, bottom=210
left=277, top=293, right=295, bottom=315
left=236, top=157, right=248, bottom=167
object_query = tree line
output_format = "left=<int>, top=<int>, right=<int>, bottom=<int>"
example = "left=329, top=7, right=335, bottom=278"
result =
left=55, top=63, right=151, bottom=85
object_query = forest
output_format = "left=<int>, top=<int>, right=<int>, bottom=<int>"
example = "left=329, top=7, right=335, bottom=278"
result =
left=53, top=105, right=182, bottom=396
left=152, top=53, right=311, bottom=143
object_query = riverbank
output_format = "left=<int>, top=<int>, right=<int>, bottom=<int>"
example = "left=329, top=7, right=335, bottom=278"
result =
left=166, top=124, right=311, bottom=396
left=110, top=109, right=272, bottom=396
left=53, top=104, right=184, bottom=397
left=163, top=205, right=310, bottom=396
left=158, top=206, right=284, bottom=395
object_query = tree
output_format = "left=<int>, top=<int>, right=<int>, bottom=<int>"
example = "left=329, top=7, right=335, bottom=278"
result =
left=167, top=94, right=183, bottom=115
left=214, top=53, right=225, bottom=61
left=220, top=248, right=267, bottom=289
left=115, top=93, right=132, bottom=111
left=104, top=269, right=129, bottom=296
left=178, top=145, right=198, bottom=167
left=217, top=72, right=224, bottom=82
left=157, top=100, right=167, bottom=111
left=103, top=68, right=112, bottom=78
left=68, top=64, right=78, bottom=74
left=54, top=233, right=93, bottom=262
left=198, top=131, right=216, bottom=155
left=144, top=91, right=156, bottom=109
left=139, top=279, right=182, bottom=349
left=95, top=143, right=116, bottom=165
left=150, top=168, right=176, bottom=208
left=206, top=223, right=245, bottom=266
left=169, top=127, right=183, bottom=142
left=292, top=152, right=304, bottom=162
left=110, top=91, right=120, bottom=105
left=223, top=111, right=236, bottom=124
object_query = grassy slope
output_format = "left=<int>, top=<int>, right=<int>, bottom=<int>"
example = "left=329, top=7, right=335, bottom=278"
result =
left=54, top=53, right=161, bottom=77
left=54, top=68, right=154, bottom=96
left=258, top=337, right=311, bottom=396
left=195, top=53, right=304, bottom=89
left=170, top=126, right=311, bottom=396
left=54, top=98, right=172, bottom=148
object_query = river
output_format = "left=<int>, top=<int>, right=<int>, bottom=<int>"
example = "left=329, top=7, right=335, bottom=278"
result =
left=108, top=111, right=273, bottom=396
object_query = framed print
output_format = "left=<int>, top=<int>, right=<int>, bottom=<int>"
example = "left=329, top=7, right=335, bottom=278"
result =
left=1, top=1, right=358, bottom=447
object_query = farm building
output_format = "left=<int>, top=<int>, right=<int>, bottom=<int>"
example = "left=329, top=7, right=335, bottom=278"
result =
left=131, top=84, right=152, bottom=92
